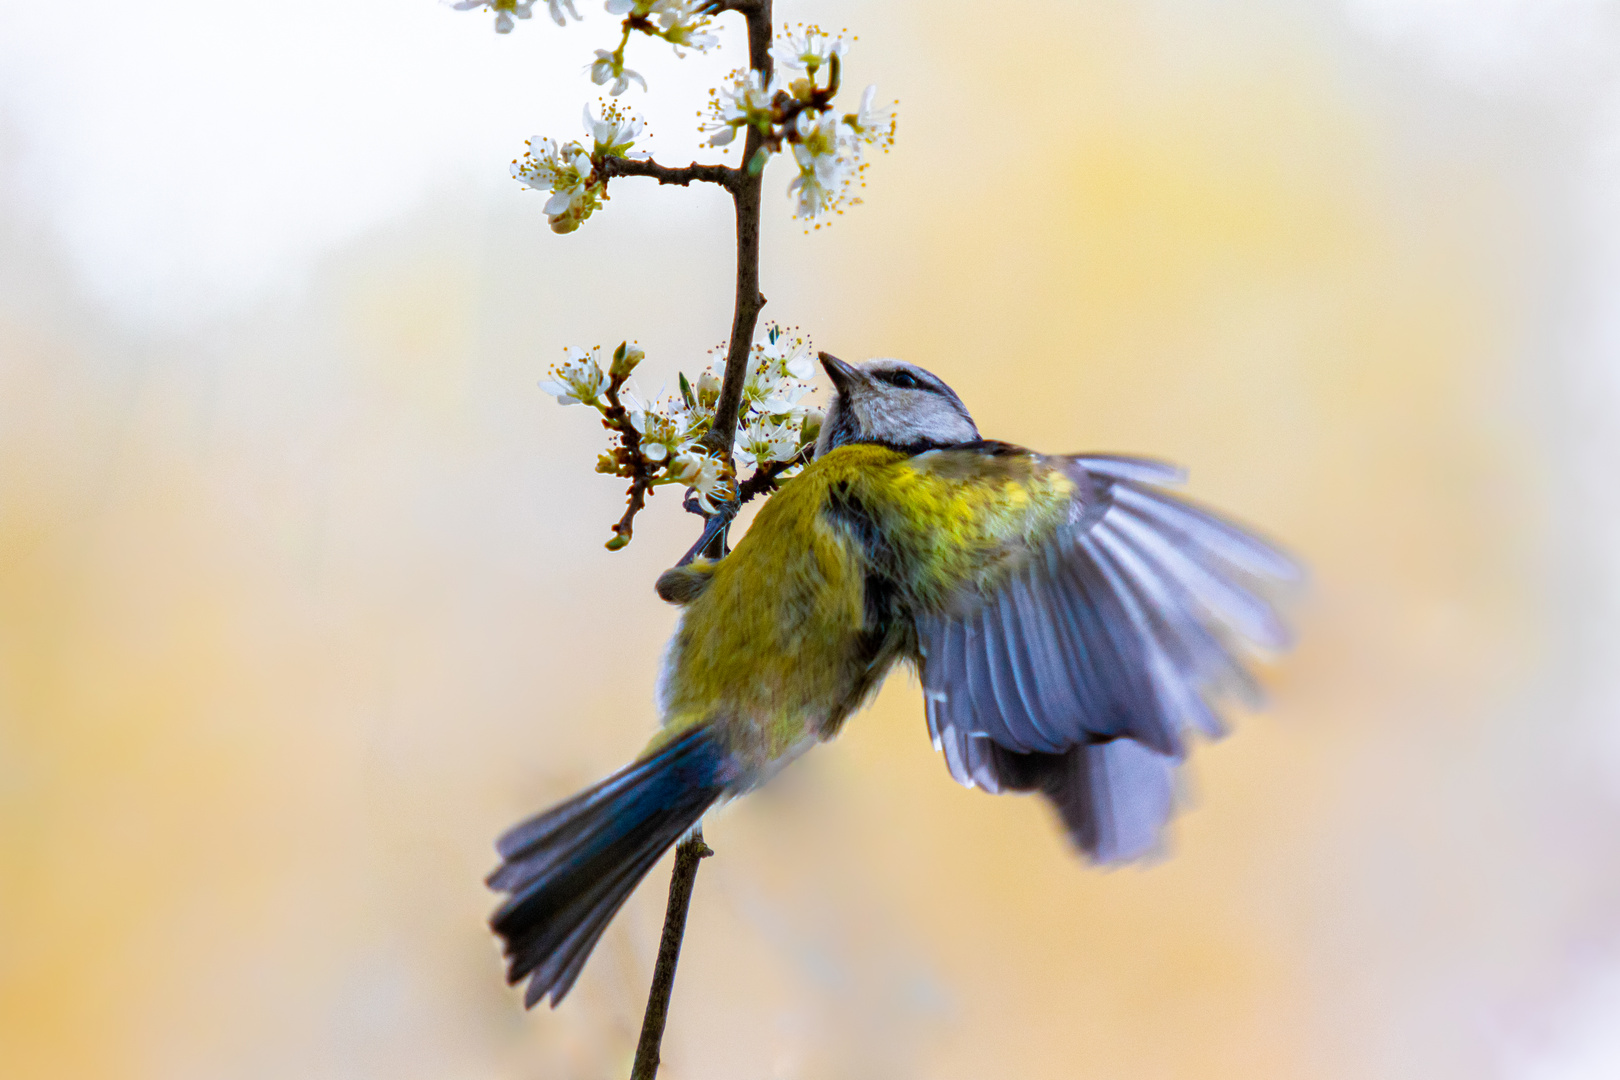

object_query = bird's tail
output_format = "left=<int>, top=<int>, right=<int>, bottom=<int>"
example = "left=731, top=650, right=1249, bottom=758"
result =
left=959, top=735, right=1176, bottom=864
left=488, top=724, right=736, bottom=1008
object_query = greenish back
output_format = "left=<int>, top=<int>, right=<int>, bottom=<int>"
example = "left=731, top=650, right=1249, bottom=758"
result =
left=654, top=443, right=1077, bottom=767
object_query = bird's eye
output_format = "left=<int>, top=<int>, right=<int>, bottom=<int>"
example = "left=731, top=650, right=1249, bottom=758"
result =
left=883, top=370, right=922, bottom=390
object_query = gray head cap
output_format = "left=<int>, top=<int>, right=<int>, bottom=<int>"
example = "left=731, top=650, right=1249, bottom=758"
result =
left=815, top=354, right=979, bottom=457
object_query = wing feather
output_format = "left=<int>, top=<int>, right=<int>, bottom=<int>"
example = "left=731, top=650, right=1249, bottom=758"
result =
left=1070, top=454, right=1188, bottom=486
left=1112, top=483, right=1300, bottom=583
left=965, top=602, right=1027, bottom=751
left=1007, top=567, right=1090, bottom=744
left=994, top=577, right=1071, bottom=752
left=1093, top=516, right=1262, bottom=714
left=1109, top=501, right=1291, bottom=650
left=913, top=454, right=1298, bottom=860
left=1054, top=534, right=1177, bottom=753
left=1083, top=529, right=1220, bottom=742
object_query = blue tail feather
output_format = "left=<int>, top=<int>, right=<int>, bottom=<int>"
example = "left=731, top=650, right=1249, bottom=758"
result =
left=488, top=724, right=735, bottom=1008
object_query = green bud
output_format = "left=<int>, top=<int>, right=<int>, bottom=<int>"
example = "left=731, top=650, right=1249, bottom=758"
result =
left=798, top=408, right=824, bottom=447
left=747, top=147, right=770, bottom=176
left=610, top=341, right=644, bottom=378
left=679, top=372, right=696, bottom=409
left=605, top=533, right=630, bottom=551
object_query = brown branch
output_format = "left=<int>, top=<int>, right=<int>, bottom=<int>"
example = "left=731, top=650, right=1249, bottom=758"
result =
left=629, top=830, right=713, bottom=1080
left=626, top=4, right=771, bottom=1077
left=609, top=475, right=652, bottom=550
left=698, top=0, right=774, bottom=465
left=738, top=444, right=811, bottom=505
left=698, top=0, right=764, bottom=14
left=601, top=360, right=653, bottom=551
left=600, top=156, right=736, bottom=190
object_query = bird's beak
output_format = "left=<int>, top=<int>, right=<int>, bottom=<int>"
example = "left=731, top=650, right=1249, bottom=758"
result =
left=819, top=352, right=858, bottom=393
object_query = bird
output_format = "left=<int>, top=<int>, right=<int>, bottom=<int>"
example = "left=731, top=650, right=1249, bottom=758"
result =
left=488, top=352, right=1299, bottom=1008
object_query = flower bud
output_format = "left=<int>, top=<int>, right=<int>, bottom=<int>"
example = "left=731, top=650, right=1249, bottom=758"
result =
left=696, top=370, right=721, bottom=409
left=611, top=341, right=645, bottom=379
left=798, top=408, right=824, bottom=447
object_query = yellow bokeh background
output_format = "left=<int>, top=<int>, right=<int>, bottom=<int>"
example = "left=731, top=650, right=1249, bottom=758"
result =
left=4, top=2, right=1618, bottom=1078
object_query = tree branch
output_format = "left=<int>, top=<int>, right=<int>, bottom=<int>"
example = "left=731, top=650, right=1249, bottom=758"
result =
left=629, top=830, right=713, bottom=1080
left=738, top=445, right=812, bottom=505
left=627, top=5, right=772, bottom=1077
left=699, top=0, right=774, bottom=466
left=698, top=0, right=764, bottom=15
left=600, top=362, right=655, bottom=550
left=600, top=156, right=736, bottom=189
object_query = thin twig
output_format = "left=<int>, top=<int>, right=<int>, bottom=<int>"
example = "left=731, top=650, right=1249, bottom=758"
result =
left=600, top=156, right=736, bottom=189
left=610, top=476, right=652, bottom=549
left=629, top=830, right=713, bottom=1080
left=738, top=445, right=812, bottom=505
left=669, top=447, right=809, bottom=567
left=601, top=362, right=655, bottom=550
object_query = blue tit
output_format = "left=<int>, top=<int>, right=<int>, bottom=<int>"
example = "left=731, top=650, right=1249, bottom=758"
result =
left=489, top=352, right=1299, bottom=1007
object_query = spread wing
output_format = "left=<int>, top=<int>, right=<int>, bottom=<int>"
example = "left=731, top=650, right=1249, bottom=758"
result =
left=914, top=454, right=1299, bottom=862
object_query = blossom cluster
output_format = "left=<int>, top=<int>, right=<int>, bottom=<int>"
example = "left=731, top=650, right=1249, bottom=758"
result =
left=453, top=0, right=714, bottom=92
left=452, top=0, right=579, bottom=34
left=456, top=0, right=898, bottom=225
left=705, top=27, right=897, bottom=221
left=538, top=325, right=822, bottom=515
left=511, top=103, right=645, bottom=233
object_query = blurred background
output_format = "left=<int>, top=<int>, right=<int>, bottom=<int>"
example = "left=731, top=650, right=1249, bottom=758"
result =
left=4, top=1, right=1620, bottom=1077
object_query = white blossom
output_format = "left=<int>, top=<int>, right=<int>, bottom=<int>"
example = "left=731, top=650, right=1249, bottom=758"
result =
left=705, top=69, right=774, bottom=147
left=846, top=85, right=894, bottom=144
left=772, top=26, right=843, bottom=73
left=539, top=346, right=606, bottom=405
left=629, top=411, right=674, bottom=463
left=764, top=384, right=811, bottom=416
left=629, top=397, right=702, bottom=463
left=584, top=103, right=642, bottom=157
left=785, top=348, right=815, bottom=380
left=787, top=110, right=854, bottom=218
left=671, top=450, right=730, bottom=512
left=619, top=386, right=648, bottom=426
left=758, top=333, right=813, bottom=381
left=667, top=394, right=712, bottom=440
left=544, top=0, right=581, bottom=25
left=510, top=100, right=646, bottom=233
left=590, top=49, right=647, bottom=95
left=745, top=361, right=809, bottom=416
left=452, top=0, right=535, bottom=34
left=511, top=136, right=592, bottom=212
left=542, top=147, right=597, bottom=220
left=733, top=418, right=801, bottom=470
left=655, top=0, right=718, bottom=51
left=512, top=137, right=560, bottom=191
left=785, top=170, right=827, bottom=219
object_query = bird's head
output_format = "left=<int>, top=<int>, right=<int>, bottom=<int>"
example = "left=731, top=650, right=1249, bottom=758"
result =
left=814, top=353, right=980, bottom=458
